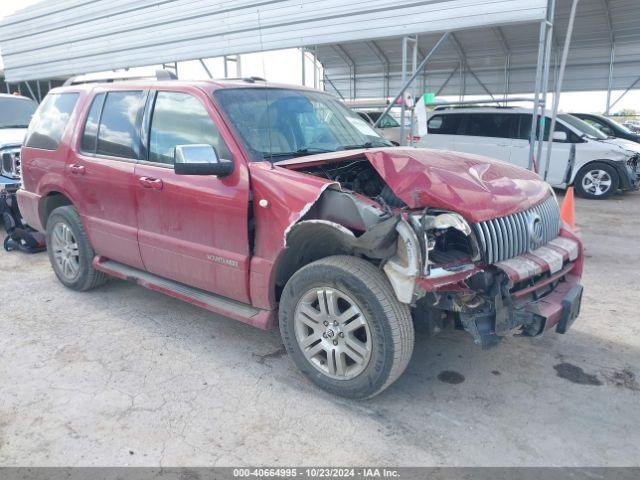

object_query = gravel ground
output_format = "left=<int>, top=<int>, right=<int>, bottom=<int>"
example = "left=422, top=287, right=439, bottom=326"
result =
left=1, top=190, right=639, bottom=467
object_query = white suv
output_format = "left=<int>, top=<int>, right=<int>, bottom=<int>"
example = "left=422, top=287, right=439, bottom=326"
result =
left=415, top=106, right=639, bottom=199
left=1, top=93, right=37, bottom=183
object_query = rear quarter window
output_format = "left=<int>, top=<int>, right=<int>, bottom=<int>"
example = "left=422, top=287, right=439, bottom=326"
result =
left=24, top=93, right=79, bottom=150
left=427, top=114, right=462, bottom=134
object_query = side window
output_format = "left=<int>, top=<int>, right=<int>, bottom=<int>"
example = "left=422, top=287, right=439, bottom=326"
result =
left=459, top=113, right=516, bottom=139
left=80, top=93, right=105, bottom=153
left=24, top=93, right=79, bottom=150
left=518, top=115, right=573, bottom=142
left=149, top=91, right=231, bottom=165
left=427, top=114, right=462, bottom=135
left=96, top=91, right=145, bottom=159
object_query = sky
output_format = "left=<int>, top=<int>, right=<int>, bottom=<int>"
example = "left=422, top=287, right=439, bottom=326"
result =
left=1, top=0, right=638, bottom=115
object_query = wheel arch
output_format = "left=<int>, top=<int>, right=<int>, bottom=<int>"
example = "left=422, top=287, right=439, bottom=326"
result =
left=569, top=159, right=622, bottom=185
left=39, top=190, right=75, bottom=228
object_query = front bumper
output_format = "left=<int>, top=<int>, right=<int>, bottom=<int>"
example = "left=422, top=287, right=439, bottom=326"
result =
left=415, top=231, right=584, bottom=348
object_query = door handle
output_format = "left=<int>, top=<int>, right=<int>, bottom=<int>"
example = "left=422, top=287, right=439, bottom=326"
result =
left=69, top=164, right=85, bottom=175
left=138, top=176, right=163, bottom=190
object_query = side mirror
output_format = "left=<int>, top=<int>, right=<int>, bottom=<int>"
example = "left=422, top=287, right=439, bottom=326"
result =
left=173, top=144, right=233, bottom=176
left=552, top=131, right=568, bottom=142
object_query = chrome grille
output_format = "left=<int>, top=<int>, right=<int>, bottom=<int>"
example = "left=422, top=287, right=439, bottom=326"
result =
left=1, top=146, right=21, bottom=180
left=472, top=195, right=560, bottom=264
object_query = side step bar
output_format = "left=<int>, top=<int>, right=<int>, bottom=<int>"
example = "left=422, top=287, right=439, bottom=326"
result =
left=93, top=257, right=276, bottom=330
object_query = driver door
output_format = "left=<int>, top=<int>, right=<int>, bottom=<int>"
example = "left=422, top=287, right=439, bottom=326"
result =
left=134, top=88, right=251, bottom=303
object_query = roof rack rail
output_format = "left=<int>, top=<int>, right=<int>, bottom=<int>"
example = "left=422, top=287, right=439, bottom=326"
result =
left=63, top=69, right=177, bottom=86
left=428, top=97, right=534, bottom=110
left=216, top=76, right=266, bottom=83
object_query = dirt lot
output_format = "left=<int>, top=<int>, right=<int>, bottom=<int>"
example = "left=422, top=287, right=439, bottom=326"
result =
left=1, top=191, right=639, bottom=467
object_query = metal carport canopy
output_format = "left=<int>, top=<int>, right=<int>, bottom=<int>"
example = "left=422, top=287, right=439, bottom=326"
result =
left=0, top=0, right=548, bottom=82
left=317, top=0, right=640, bottom=100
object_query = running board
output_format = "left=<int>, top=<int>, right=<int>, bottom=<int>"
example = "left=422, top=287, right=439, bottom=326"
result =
left=93, top=257, right=275, bottom=330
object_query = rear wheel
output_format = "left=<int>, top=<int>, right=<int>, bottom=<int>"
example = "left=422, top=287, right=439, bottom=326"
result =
left=46, top=206, right=106, bottom=291
left=575, top=162, right=619, bottom=199
left=279, top=255, right=414, bottom=399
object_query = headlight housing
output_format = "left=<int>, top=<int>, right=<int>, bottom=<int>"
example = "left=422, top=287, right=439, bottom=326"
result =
left=409, top=211, right=479, bottom=275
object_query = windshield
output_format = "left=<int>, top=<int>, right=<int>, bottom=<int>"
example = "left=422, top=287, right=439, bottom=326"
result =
left=213, top=88, right=392, bottom=161
left=0, top=96, right=37, bottom=128
left=366, top=111, right=400, bottom=128
left=559, top=114, right=607, bottom=140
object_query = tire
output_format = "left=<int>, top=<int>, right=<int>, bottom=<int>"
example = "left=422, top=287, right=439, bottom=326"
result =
left=46, top=205, right=106, bottom=291
left=574, top=162, right=619, bottom=199
left=279, top=255, right=414, bottom=399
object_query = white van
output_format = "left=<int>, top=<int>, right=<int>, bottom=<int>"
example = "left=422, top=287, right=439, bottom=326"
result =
left=416, top=107, right=639, bottom=199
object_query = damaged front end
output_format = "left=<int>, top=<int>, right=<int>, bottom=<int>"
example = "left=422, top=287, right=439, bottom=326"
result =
left=269, top=148, right=583, bottom=348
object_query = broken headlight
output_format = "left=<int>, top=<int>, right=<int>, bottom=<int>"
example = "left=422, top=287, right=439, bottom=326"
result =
left=410, top=211, right=478, bottom=274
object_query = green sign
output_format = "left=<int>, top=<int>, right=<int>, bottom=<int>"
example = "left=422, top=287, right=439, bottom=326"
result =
left=422, top=92, right=436, bottom=104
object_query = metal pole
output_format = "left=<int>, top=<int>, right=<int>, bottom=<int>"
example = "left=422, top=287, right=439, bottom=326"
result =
left=410, top=36, right=418, bottom=146
left=301, top=48, right=306, bottom=86
left=199, top=59, right=213, bottom=78
left=313, top=46, right=318, bottom=89
left=528, top=21, right=548, bottom=170
left=36, top=80, right=42, bottom=102
left=373, top=32, right=449, bottom=128
left=399, top=36, right=408, bottom=145
left=5, top=81, right=10, bottom=94
left=543, top=0, right=579, bottom=181
left=535, top=0, right=556, bottom=169
left=608, top=75, right=640, bottom=112
left=605, top=44, right=615, bottom=114
left=503, top=55, right=511, bottom=102
left=435, top=65, right=460, bottom=96
left=223, top=56, right=228, bottom=78
left=24, top=81, right=37, bottom=101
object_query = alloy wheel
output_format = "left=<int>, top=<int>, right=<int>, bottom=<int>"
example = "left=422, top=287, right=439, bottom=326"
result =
left=51, top=222, right=81, bottom=281
left=582, top=169, right=612, bottom=196
left=294, top=287, right=372, bottom=380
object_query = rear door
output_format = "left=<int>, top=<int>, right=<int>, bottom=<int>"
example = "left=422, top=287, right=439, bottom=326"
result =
left=70, top=89, right=146, bottom=269
left=453, top=113, right=516, bottom=162
left=133, top=87, right=251, bottom=303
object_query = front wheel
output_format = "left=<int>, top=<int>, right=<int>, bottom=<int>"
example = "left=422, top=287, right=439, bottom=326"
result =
left=279, top=255, right=414, bottom=399
left=575, top=162, right=619, bottom=199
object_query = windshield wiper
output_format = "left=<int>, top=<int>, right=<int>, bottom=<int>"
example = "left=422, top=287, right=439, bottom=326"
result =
left=263, top=147, right=335, bottom=160
left=0, top=124, right=29, bottom=129
left=341, top=142, right=391, bottom=150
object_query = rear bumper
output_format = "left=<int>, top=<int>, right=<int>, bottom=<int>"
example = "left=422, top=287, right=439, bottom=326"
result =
left=16, top=189, right=44, bottom=232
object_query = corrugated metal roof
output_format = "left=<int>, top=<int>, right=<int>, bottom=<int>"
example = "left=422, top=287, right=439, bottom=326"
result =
left=318, top=0, right=640, bottom=98
left=0, top=0, right=638, bottom=99
left=0, top=0, right=546, bottom=82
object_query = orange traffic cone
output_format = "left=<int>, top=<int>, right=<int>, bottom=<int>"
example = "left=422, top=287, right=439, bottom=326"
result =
left=560, top=186, right=576, bottom=229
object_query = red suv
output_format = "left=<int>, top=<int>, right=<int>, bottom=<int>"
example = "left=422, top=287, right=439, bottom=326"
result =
left=18, top=76, right=584, bottom=398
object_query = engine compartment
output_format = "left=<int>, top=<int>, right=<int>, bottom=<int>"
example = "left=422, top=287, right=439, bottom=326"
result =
left=299, top=159, right=406, bottom=208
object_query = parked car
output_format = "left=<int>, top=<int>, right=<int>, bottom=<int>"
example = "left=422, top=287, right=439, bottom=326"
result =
left=19, top=80, right=584, bottom=398
left=1, top=93, right=46, bottom=251
left=571, top=112, right=640, bottom=144
left=355, top=110, right=402, bottom=144
left=416, top=107, right=639, bottom=199
left=1, top=93, right=37, bottom=182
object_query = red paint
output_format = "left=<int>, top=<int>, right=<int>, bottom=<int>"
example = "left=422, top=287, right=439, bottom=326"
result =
left=278, top=147, right=549, bottom=223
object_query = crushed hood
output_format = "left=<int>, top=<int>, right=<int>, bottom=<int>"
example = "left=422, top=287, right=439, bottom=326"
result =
left=276, top=147, right=551, bottom=223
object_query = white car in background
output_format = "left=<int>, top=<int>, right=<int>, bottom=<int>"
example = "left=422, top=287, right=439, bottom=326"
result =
left=415, top=106, right=639, bottom=199
left=1, top=93, right=38, bottom=183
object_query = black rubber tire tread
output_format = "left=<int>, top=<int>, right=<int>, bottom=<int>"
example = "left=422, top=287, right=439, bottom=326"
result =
left=46, top=206, right=107, bottom=291
left=279, top=255, right=414, bottom=399
left=574, top=162, right=619, bottom=200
